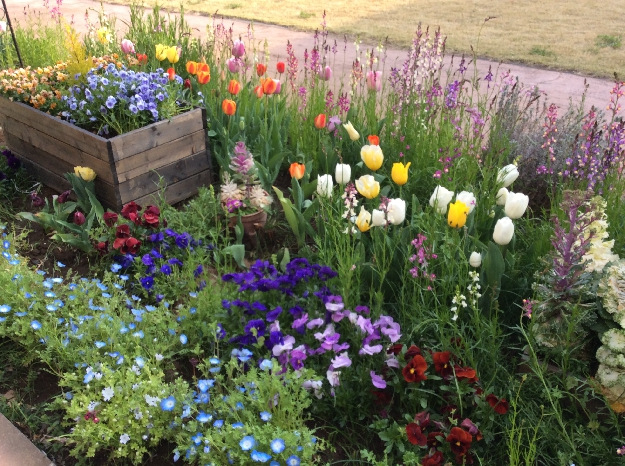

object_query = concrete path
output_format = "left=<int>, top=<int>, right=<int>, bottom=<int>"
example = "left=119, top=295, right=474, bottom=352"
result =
left=6, top=0, right=622, bottom=117
left=0, top=413, right=55, bottom=466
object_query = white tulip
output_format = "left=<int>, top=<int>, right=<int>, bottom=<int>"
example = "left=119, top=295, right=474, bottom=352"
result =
left=386, top=198, right=406, bottom=225
left=469, top=252, right=482, bottom=268
left=504, top=192, right=529, bottom=219
left=335, top=163, right=351, bottom=185
left=456, top=191, right=477, bottom=213
left=317, top=174, right=333, bottom=198
left=493, top=217, right=515, bottom=245
left=496, top=187, right=509, bottom=206
left=342, top=121, right=360, bottom=141
left=429, top=185, right=454, bottom=214
left=497, top=164, right=519, bottom=188
left=371, top=209, right=387, bottom=227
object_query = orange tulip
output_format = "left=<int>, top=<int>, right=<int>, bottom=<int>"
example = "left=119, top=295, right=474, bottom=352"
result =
left=314, top=114, right=327, bottom=130
left=186, top=61, right=198, bottom=75
left=167, top=67, right=176, bottom=81
left=197, top=62, right=210, bottom=73
left=254, top=85, right=264, bottom=98
left=222, top=99, right=236, bottom=116
left=261, top=77, right=277, bottom=95
left=368, top=135, right=380, bottom=145
left=289, top=162, right=306, bottom=180
left=228, top=79, right=241, bottom=96
left=276, top=61, right=285, bottom=74
left=136, top=53, right=148, bottom=65
left=256, top=63, right=267, bottom=76
left=197, top=70, right=210, bottom=85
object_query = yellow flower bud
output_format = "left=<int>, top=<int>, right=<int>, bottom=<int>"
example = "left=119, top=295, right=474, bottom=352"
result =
left=155, top=44, right=167, bottom=61
left=74, top=166, right=97, bottom=182
left=391, top=162, right=411, bottom=186
left=447, top=200, right=469, bottom=228
left=360, top=145, right=384, bottom=171
left=355, top=207, right=371, bottom=232
left=166, top=46, right=180, bottom=64
left=355, top=175, right=380, bottom=200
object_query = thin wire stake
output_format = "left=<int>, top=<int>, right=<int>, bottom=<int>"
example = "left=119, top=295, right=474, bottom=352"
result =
left=0, top=0, right=23, bottom=68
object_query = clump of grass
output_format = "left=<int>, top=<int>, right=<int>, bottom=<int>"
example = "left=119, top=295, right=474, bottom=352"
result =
left=529, top=46, right=556, bottom=58
left=298, top=11, right=315, bottom=19
left=226, top=2, right=242, bottom=8
left=596, top=34, right=622, bottom=49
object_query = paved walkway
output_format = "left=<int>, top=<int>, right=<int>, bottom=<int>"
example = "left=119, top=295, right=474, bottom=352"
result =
left=6, top=1, right=623, bottom=115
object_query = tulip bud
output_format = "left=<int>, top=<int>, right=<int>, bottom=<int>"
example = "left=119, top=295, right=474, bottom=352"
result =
left=343, top=121, right=360, bottom=141
left=273, top=80, right=282, bottom=94
left=183, top=78, right=191, bottom=89
left=228, top=79, right=241, bottom=96
left=456, top=191, right=476, bottom=213
left=239, top=117, right=245, bottom=131
left=317, top=174, right=333, bottom=198
left=314, top=114, right=327, bottom=130
left=371, top=209, right=387, bottom=227
left=493, top=217, right=514, bottom=245
left=360, top=145, right=384, bottom=171
left=335, top=163, right=351, bottom=185
left=232, top=39, right=245, bottom=58
left=197, top=70, right=210, bottom=85
left=355, top=175, right=380, bottom=199
left=120, top=39, right=135, bottom=54
left=497, top=164, right=519, bottom=188
left=367, top=135, right=380, bottom=145
left=504, top=192, right=529, bottom=219
left=469, top=252, right=482, bottom=268
left=276, top=61, right=286, bottom=73
left=387, top=198, right=406, bottom=225
left=74, top=211, right=86, bottom=226
left=57, top=190, right=71, bottom=204
left=222, top=99, right=236, bottom=116
left=74, top=166, right=97, bottom=181
left=355, top=207, right=371, bottom=232
left=186, top=61, right=198, bottom=75
left=447, top=200, right=469, bottom=228
left=167, top=67, right=176, bottom=81
left=495, top=187, right=509, bottom=206
left=30, top=192, right=44, bottom=207
left=289, top=163, right=306, bottom=180
left=256, top=63, right=267, bottom=76
left=391, top=162, right=411, bottom=186
left=429, top=185, right=454, bottom=215
left=226, top=57, right=241, bottom=73
left=318, top=65, right=332, bottom=81
left=366, top=70, right=382, bottom=92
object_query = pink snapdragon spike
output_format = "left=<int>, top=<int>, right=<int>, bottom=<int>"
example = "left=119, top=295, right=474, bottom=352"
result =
left=120, top=39, right=135, bottom=54
left=366, top=70, right=382, bottom=92
left=232, top=39, right=245, bottom=58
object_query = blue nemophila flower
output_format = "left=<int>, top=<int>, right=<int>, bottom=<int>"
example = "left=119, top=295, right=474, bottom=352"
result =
left=209, top=357, right=221, bottom=365
left=111, top=263, right=122, bottom=273
left=15, top=312, right=27, bottom=317
left=46, top=304, right=57, bottom=312
left=213, top=419, right=224, bottom=428
left=135, top=357, right=145, bottom=368
left=160, top=396, right=176, bottom=411
left=31, top=320, right=42, bottom=330
left=180, top=334, right=188, bottom=345
left=232, top=422, right=244, bottom=429
left=270, top=438, right=285, bottom=454
left=44, top=291, right=55, bottom=298
left=259, top=359, right=273, bottom=371
left=2, top=240, right=9, bottom=249
left=182, top=404, right=191, bottom=418
left=196, top=411, right=212, bottom=423
left=191, top=433, right=203, bottom=446
left=64, top=392, right=73, bottom=400
left=194, top=392, right=210, bottom=404
left=240, top=436, right=256, bottom=451
left=235, top=402, right=244, bottom=410
left=286, top=455, right=301, bottom=466
left=83, top=372, right=94, bottom=384
left=0, top=304, right=11, bottom=313
left=260, top=411, right=272, bottom=421
left=95, top=341, right=106, bottom=349
left=270, top=462, right=280, bottom=466
left=197, top=379, right=214, bottom=392
left=189, top=291, right=197, bottom=298
left=133, top=331, right=145, bottom=339
left=251, top=450, right=272, bottom=462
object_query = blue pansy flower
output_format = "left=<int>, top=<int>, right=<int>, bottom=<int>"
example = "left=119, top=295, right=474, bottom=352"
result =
left=270, top=438, right=285, bottom=454
left=160, top=396, right=176, bottom=411
left=239, top=436, right=256, bottom=451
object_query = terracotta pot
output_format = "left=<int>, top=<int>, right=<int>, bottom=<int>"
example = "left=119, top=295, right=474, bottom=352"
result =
left=228, top=210, right=267, bottom=237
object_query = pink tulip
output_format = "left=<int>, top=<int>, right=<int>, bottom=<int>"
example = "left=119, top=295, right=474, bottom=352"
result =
left=318, top=65, right=332, bottom=81
left=120, top=39, right=135, bottom=54
left=366, top=70, right=383, bottom=92
left=226, top=57, right=241, bottom=73
left=273, top=79, right=281, bottom=94
left=231, top=39, right=245, bottom=58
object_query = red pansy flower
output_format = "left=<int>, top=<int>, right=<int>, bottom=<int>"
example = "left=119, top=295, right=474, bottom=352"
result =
left=446, top=426, right=472, bottom=456
left=486, top=394, right=509, bottom=414
left=387, top=343, right=403, bottom=355
left=121, top=201, right=142, bottom=220
left=405, top=423, right=426, bottom=446
left=142, top=205, right=160, bottom=228
left=414, top=411, right=430, bottom=429
left=94, top=241, right=108, bottom=255
left=103, top=212, right=118, bottom=227
left=433, top=351, right=453, bottom=378
left=402, top=355, right=427, bottom=383
left=427, top=431, right=444, bottom=449
left=404, top=344, right=421, bottom=361
left=421, top=451, right=444, bottom=466
left=124, top=237, right=141, bottom=255
left=455, top=365, right=478, bottom=384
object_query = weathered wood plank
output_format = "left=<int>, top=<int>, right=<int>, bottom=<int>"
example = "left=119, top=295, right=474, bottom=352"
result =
left=0, top=97, right=109, bottom=161
left=117, top=150, right=210, bottom=205
left=110, top=108, right=204, bottom=161
left=2, top=116, right=115, bottom=184
left=115, top=129, right=206, bottom=180
left=6, top=133, right=118, bottom=208
left=132, top=169, right=212, bottom=207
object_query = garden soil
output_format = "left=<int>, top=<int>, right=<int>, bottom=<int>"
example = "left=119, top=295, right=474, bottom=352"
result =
left=6, top=0, right=622, bottom=117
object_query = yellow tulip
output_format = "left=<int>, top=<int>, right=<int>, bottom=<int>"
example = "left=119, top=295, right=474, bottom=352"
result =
left=74, top=166, right=97, bottom=182
left=166, top=46, right=180, bottom=64
left=447, top=200, right=469, bottom=228
left=155, top=44, right=167, bottom=61
left=391, top=162, right=411, bottom=186
left=360, top=144, right=384, bottom=171
left=355, top=175, right=380, bottom=200
left=355, top=207, right=371, bottom=232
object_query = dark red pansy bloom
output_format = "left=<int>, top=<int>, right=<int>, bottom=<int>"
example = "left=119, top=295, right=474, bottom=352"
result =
left=414, top=411, right=430, bottom=429
left=113, top=237, right=127, bottom=250
left=124, top=237, right=141, bottom=255
left=427, top=431, right=444, bottom=449
left=402, top=355, right=427, bottom=383
left=455, top=365, right=478, bottom=384
left=406, top=422, right=426, bottom=446
left=446, top=426, right=472, bottom=456
left=486, top=394, right=509, bottom=414
left=103, top=212, right=118, bottom=227
left=121, top=201, right=141, bottom=220
left=387, top=343, right=403, bottom=355
left=433, top=351, right=453, bottom=378
left=94, top=241, right=108, bottom=255
left=115, top=224, right=130, bottom=238
left=404, top=344, right=422, bottom=361
left=421, top=450, right=444, bottom=466
left=142, top=205, right=160, bottom=227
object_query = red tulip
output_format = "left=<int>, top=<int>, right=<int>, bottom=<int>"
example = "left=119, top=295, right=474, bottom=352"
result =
left=256, top=63, right=267, bottom=76
left=73, top=211, right=86, bottom=225
left=276, top=61, right=285, bottom=74
left=313, top=113, right=327, bottom=129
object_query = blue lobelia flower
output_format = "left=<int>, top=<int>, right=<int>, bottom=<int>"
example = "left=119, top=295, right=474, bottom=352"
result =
left=270, top=438, right=285, bottom=454
left=160, top=396, right=176, bottom=411
left=239, top=436, right=256, bottom=451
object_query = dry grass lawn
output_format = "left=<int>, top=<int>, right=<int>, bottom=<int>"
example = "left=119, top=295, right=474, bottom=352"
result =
left=112, top=0, right=625, bottom=78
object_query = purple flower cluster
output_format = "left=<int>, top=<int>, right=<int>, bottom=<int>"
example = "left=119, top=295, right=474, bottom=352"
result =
left=0, top=149, right=21, bottom=182
left=61, top=63, right=178, bottom=136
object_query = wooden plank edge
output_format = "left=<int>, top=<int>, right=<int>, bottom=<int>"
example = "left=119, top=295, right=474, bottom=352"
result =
left=132, top=169, right=212, bottom=207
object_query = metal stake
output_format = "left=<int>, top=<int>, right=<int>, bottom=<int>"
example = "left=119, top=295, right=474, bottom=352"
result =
left=0, top=0, right=23, bottom=68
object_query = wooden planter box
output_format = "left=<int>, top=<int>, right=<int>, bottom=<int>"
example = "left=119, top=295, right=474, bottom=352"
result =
left=0, top=97, right=212, bottom=211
